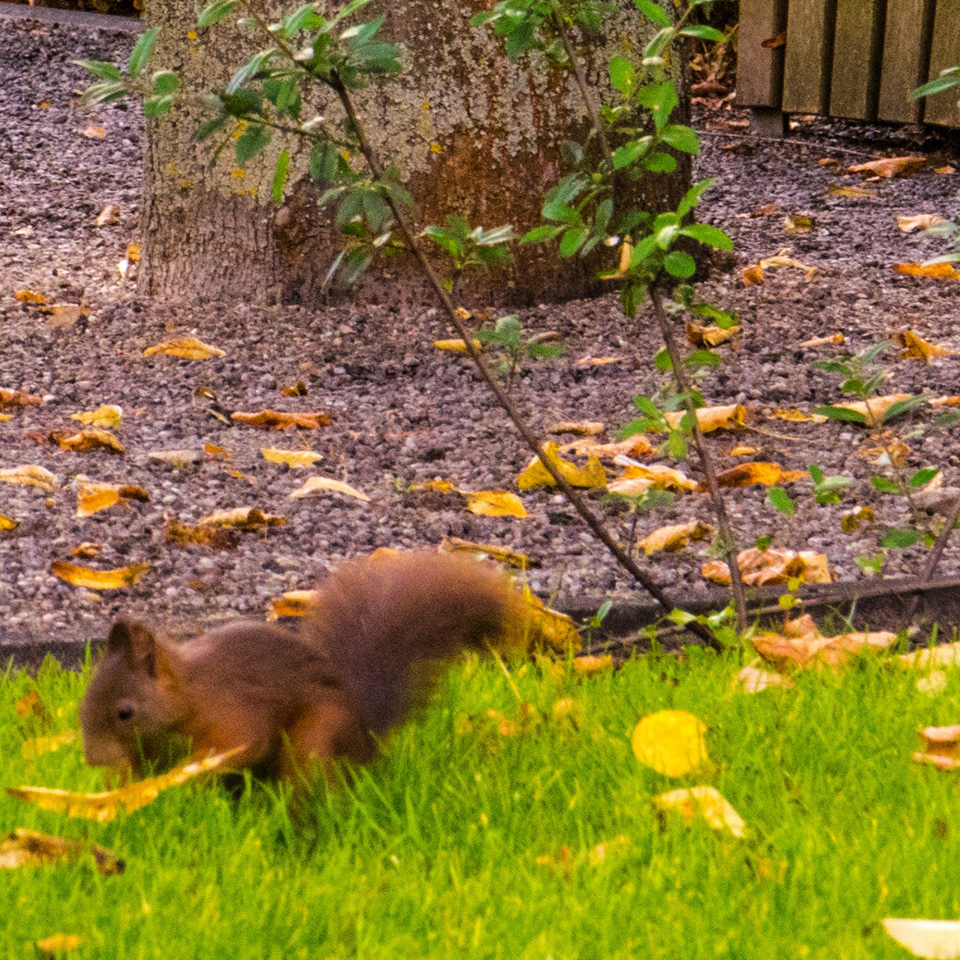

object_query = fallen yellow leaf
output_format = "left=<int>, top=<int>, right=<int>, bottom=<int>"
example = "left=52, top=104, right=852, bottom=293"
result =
left=712, top=462, right=806, bottom=488
left=198, top=508, right=285, bottom=530
left=546, top=420, right=605, bottom=436
left=882, top=918, right=960, bottom=959
left=261, top=448, right=323, bottom=468
left=638, top=520, right=715, bottom=554
left=0, top=388, right=43, bottom=407
left=685, top=323, right=740, bottom=347
left=609, top=464, right=698, bottom=496
left=828, top=185, right=877, bottom=198
left=572, top=356, right=626, bottom=368
left=895, top=262, right=960, bottom=281
left=517, top=442, right=606, bottom=491
left=36, top=934, right=84, bottom=955
left=50, top=561, right=149, bottom=590
left=664, top=404, right=747, bottom=433
left=849, top=155, right=925, bottom=178
left=830, top=393, right=913, bottom=427
left=784, top=213, right=814, bottom=233
left=0, top=465, right=58, bottom=492
left=70, top=404, right=123, bottom=429
left=434, top=338, right=483, bottom=353
left=82, top=125, right=106, bottom=139
left=898, top=214, right=947, bottom=233
left=799, top=333, right=845, bottom=347
left=267, top=590, right=316, bottom=619
left=734, top=662, right=795, bottom=693
left=560, top=435, right=656, bottom=461
left=653, top=786, right=746, bottom=838
left=505, top=588, right=581, bottom=654
left=0, top=829, right=122, bottom=875
left=289, top=476, right=371, bottom=501
left=143, top=336, right=226, bottom=360
left=76, top=482, right=150, bottom=518
left=232, top=410, right=331, bottom=430
left=407, top=479, right=460, bottom=494
left=465, top=490, right=528, bottom=518
left=94, top=203, right=119, bottom=226
left=14, top=290, right=49, bottom=304
left=770, top=408, right=828, bottom=423
left=0, top=513, right=18, bottom=531
left=21, top=730, right=79, bottom=760
left=53, top=428, right=125, bottom=455
left=730, top=445, right=759, bottom=457
left=632, top=710, right=708, bottom=777
left=896, top=329, right=954, bottom=362
left=7, top=747, right=244, bottom=822
left=571, top=654, right=614, bottom=675
left=899, top=642, right=960, bottom=670
left=753, top=617, right=895, bottom=671
left=703, top=548, right=831, bottom=586
left=442, top=537, right=535, bottom=568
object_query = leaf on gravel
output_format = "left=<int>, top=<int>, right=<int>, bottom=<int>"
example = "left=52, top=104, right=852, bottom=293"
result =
left=143, top=336, right=226, bottom=360
left=572, top=356, right=625, bottom=368
left=7, top=747, right=244, bottom=822
left=639, top=520, right=715, bottom=554
left=0, top=465, right=58, bottom=492
left=896, top=329, right=955, bottom=362
left=848, top=156, right=926, bottom=178
left=204, top=443, right=232, bottom=460
left=50, top=561, right=148, bottom=590
left=0, top=388, right=43, bottom=407
left=685, top=323, right=740, bottom=347
left=94, top=204, right=119, bottom=227
left=464, top=490, right=528, bottom=518
left=72, top=542, right=102, bottom=559
left=900, top=642, right=960, bottom=670
left=858, top=435, right=910, bottom=467
left=712, top=462, right=807, bottom=488
left=164, top=519, right=235, bottom=550
left=36, top=934, right=84, bottom=955
left=517, top=442, right=606, bottom=490
left=148, top=448, right=203, bottom=465
left=70, top=404, right=122, bottom=429
left=753, top=615, right=895, bottom=671
left=770, top=408, right=828, bottom=423
left=783, top=213, right=814, bottom=233
left=281, top=381, right=308, bottom=397
left=261, top=448, right=322, bottom=468
left=841, top=504, right=876, bottom=532
left=734, top=661, right=795, bottom=693
left=0, top=513, right=18, bottom=531
left=882, top=918, right=960, bottom=959
left=703, top=548, right=831, bottom=587
left=434, top=338, right=483, bottom=353
left=82, top=125, right=106, bottom=139
left=52, top=428, right=125, bottom=455
left=442, top=537, right=536, bottom=568
left=198, top=508, right=285, bottom=530
left=0, top=828, right=122, bottom=875
left=828, top=185, right=877, bottom=198
left=560, top=435, right=656, bottom=461
left=546, top=420, right=605, bottom=436
left=76, top=482, right=150, bottom=518
left=898, top=214, right=947, bottom=233
left=827, top=393, right=914, bottom=427
left=21, top=731, right=78, bottom=760
left=742, top=255, right=819, bottom=285
left=664, top=404, right=746, bottom=433
left=267, top=590, right=316, bottom=619
left=799, top=333, right=845, bottom=347
left=895, top=262, right=960, bottom=281
left=14, top=290, right=49, bottom=304
left=609, top=464, right=698, bottom=496
left=232, top=410, right=332, bottom=430
left=289, top=476, right=371, bottom=501
left=653, top=786, right=745, bottom=838
left=632, top=710, right=707, bottom=777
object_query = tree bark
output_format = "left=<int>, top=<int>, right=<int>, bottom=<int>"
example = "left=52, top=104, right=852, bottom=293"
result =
left=139, top=0, right=690, bottom=308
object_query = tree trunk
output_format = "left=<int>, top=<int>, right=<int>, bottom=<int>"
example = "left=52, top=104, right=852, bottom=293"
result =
left=139, top=0, right=690, bottom=308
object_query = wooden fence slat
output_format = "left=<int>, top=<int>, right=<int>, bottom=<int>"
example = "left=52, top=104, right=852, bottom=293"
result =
left=736, top=0, right=788, bottom=106
left=878, top=0, right=936, bottom=122
left=923, top=0, right=960, bottom=128
left=830, top=0, right=886, bottom=119
left=782, top=0, right=838, bottom=114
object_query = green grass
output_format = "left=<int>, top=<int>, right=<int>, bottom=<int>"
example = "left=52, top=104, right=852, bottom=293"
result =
left=3, top=649, right=960, bottom=958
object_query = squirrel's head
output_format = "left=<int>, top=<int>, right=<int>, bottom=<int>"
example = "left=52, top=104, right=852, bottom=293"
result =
left=81, top=620, right=185, bottom=771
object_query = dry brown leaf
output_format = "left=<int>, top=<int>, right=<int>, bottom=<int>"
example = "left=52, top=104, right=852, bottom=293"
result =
left=82, top=124, right=106, bottom=139
left=882, top=918, right=960, bottom=959
left=895, top=262, right=960, bottom=281
left=896, top=329, right=955, bottom=362
left=685, top=323, right=740, bottom=347
left=14, top=290, right=49, bottom=304
left=930, top=396, right=960, bottom=408
left=0, top=388, right=43, bottom=408
left=799, top=333, right=846, bottom=347
left=434, top=338, right=483, bottom=353
left=769, top=408, right=828, bottom=423
left=545, top=420, right=605, bottom=436
left=21, top=730, right=79, bottom=760
left=750, top=202, right=781, bottom=216
left=70, top=404, right=122, bottom=429
left=198, top=508, right=285, bottom=531
left=143, top=336, right=226, bottom=360
left=734, top=661, right=795, bottom=693
left=51, top=428, right=125, bottom=455
left=828, top=186, right=877, bottom=199
left=204, top=443, right=232, bottom=460
left=517, top=442, right=606, bottom=491
left=442, top=537, right=536, bottom=568
left=632, top=710, right=708, bottom=777
left=94, top=203, right=119, bottom=226
left=72, top=542, right=102, bottom=559
left=164, top=519, right=235, bottom=550
left=609, top=464, right=698, bottom=497
left=7, top=747, right=244, bottom=822
left=664, top=404, right=746, bottom=433
left=148, top=448, right=203, bottom=465
left=261, top=448, right=323, bottom=468
left=639, top=520, right=715, bottom=555
left=857, top=435, right=910, bottom=468
left=703, top=548, right=831, bottom=587
left=753, top=618, right=895, bottom=671
left=76, top=482, right=149, bottom=518
left=465, top=490, right=528, bottom=518
left=232, top=410, right=332, bottom=430
left=0, top=465, right=58, bottom=492
left=653, top=786, right=746, bottom=838
left=849, top=155, right=925, bottom=178
left=289, top=476, right=371, bottom=501
left=0, top=829, right=122, bottom=875
left=267, top=590, right=316, bottom=619
left=936, top=166, right=956, bottom=175
left=560, top=435, right=656, bottom=461
left=50, top=561, right=149, bottom=590
left=741, top=264, right=765, bottom=285
left=280, top=380, right=308, bottom=397
left=712, top=462, right=804, bottom=488
left=730, top=445, right=759, bottom=457
left=899, top=642, right=960, bottom=670
left=898, top=214, right=947, bottom=233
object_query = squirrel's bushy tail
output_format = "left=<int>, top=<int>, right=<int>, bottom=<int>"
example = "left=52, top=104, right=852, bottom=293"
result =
left=304, top=551, right=520, bottom=735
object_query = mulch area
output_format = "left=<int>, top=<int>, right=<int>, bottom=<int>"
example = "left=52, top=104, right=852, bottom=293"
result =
left=1, top=11, right=959, bottom=660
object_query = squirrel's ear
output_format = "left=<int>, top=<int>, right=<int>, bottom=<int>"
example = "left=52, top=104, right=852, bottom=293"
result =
left=105, top=620, right=158, bottom=676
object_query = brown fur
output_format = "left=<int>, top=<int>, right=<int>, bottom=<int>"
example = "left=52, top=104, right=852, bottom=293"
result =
left=81, top=552, right=517, bottom=782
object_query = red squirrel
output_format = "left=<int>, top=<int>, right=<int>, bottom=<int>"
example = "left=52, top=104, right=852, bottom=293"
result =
left=81, top=551, right=527, bottom=782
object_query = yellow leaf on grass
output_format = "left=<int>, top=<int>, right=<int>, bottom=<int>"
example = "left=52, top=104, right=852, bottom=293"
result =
left=53, top=428, right=125, bottom=455
left=799, top=333, right=845, bottom=347
left=571, top=654, right=614, bottom=675
left=76, top=482, right=150, bottom=518
left=434, top=338, right=483, bottom=353
left=198, top=508, right=285, bottom=530
left=664, top=404, right=746, bottom=433
left=897, top=329, right=955, bottom=362
left=895, top=262, right=960, bottom=281
left=831, top=393, right=913, bottom=427
left=702, top=548, right=831, bottom=587
left=0, top=829, right=122, bottom=875
left=632, top=710, right=708, bottom=777
left=639, top=520, right=715, bottom=554
left=36, top=934, right=84, bottom=955
left=849, top=155, right=926, bottom=178
left=261, top=448, right=323, bottom=468
left=899, top=642, right=960, bottom=670
left=517, top=442, right=606, bottom=491
left=50, top=561, right=149, bottom=590
left=465, top=490, right=528, bottom=518
left=232, top=410, right=332, bottom=430
left=16, top=690, right=48, bottom=721
left=267, top=590, right=316, bottom=619
left=609, top=464, right=698, bottom=497
left=0, top=465, right=58, bottom=492
left=21, top=730, right=78, bottom=760
left=882, top=918, right=960, bottom=959
left=0, top=388, right=43, bottom=407
left=898, top=214, right=947, bottom=233
left=143, top=336, right=227, bottom=360
left=828, top=185, right=877, bottom=199
left=70, top=404, right=122, bottom=429
left=734, top=662, right=795, bottom=693
left=7, top=747, right=244, bottom=822
left=653, top=786, right=746, bottom=838
left=753, top=617, right=895, bottom=671
left=685, top=323, right=740, bottom=347
left=442, top=537, right=536, bottom=568
left=289, top=476, right=371, bottom=501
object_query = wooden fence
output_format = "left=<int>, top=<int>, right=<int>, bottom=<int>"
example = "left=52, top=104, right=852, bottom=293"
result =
left=737, top=0, right=960, bottom=130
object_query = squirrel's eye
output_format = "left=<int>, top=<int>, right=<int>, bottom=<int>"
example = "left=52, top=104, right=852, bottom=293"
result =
left=117, top=705, right=134, bottom=722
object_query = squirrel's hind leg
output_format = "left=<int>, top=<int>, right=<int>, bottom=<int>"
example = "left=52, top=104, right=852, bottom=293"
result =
left=280, top=699, right=376, bottom=785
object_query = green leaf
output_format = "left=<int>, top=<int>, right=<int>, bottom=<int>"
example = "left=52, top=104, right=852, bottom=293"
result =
left=679, top=223, right=733, bottom=250
left=272, top=149, right=290, bottom=204
left=654, top=348, right=672, bottom=372
left=521, top=225, right=563, bottom=244
left=636, top=82, right=679, bottom=130
left=677, top=178, right=714, bottom=217
left=559, top=226, right=589, bottom=257
left=609, top=56, right=636, bottom=95
left=813, top=405, right=868, bottom=425
left=643, top=152, right=676, bottom=173
left=679, top=24, right=727, bottom=42
left=910, top=72, right=960, bottom=101
left=880, top=395, right=925, bottom=423
left=152, top=70, right=180, bottom=96
left=128, top=26, right=160, bottom=78
left=663, top=250, right=696, bottom=278
left=197, top=0, right=238, bottom=27
left=659, top=124, right=700, bottom=154
left=768, top=487, right=795, bottom=516
left=235, top=125, right=271, bottom=165
left=74, top=59, right=123, bottom=82
left=633, top=0, right=671, bottom=26
left=910, top=467, right=940, bottom=488
left=871, top=476, right=900, bottom=494
left=881, top=528, right=924, bottom=548
left=612, top=141, right=645, bottom=170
